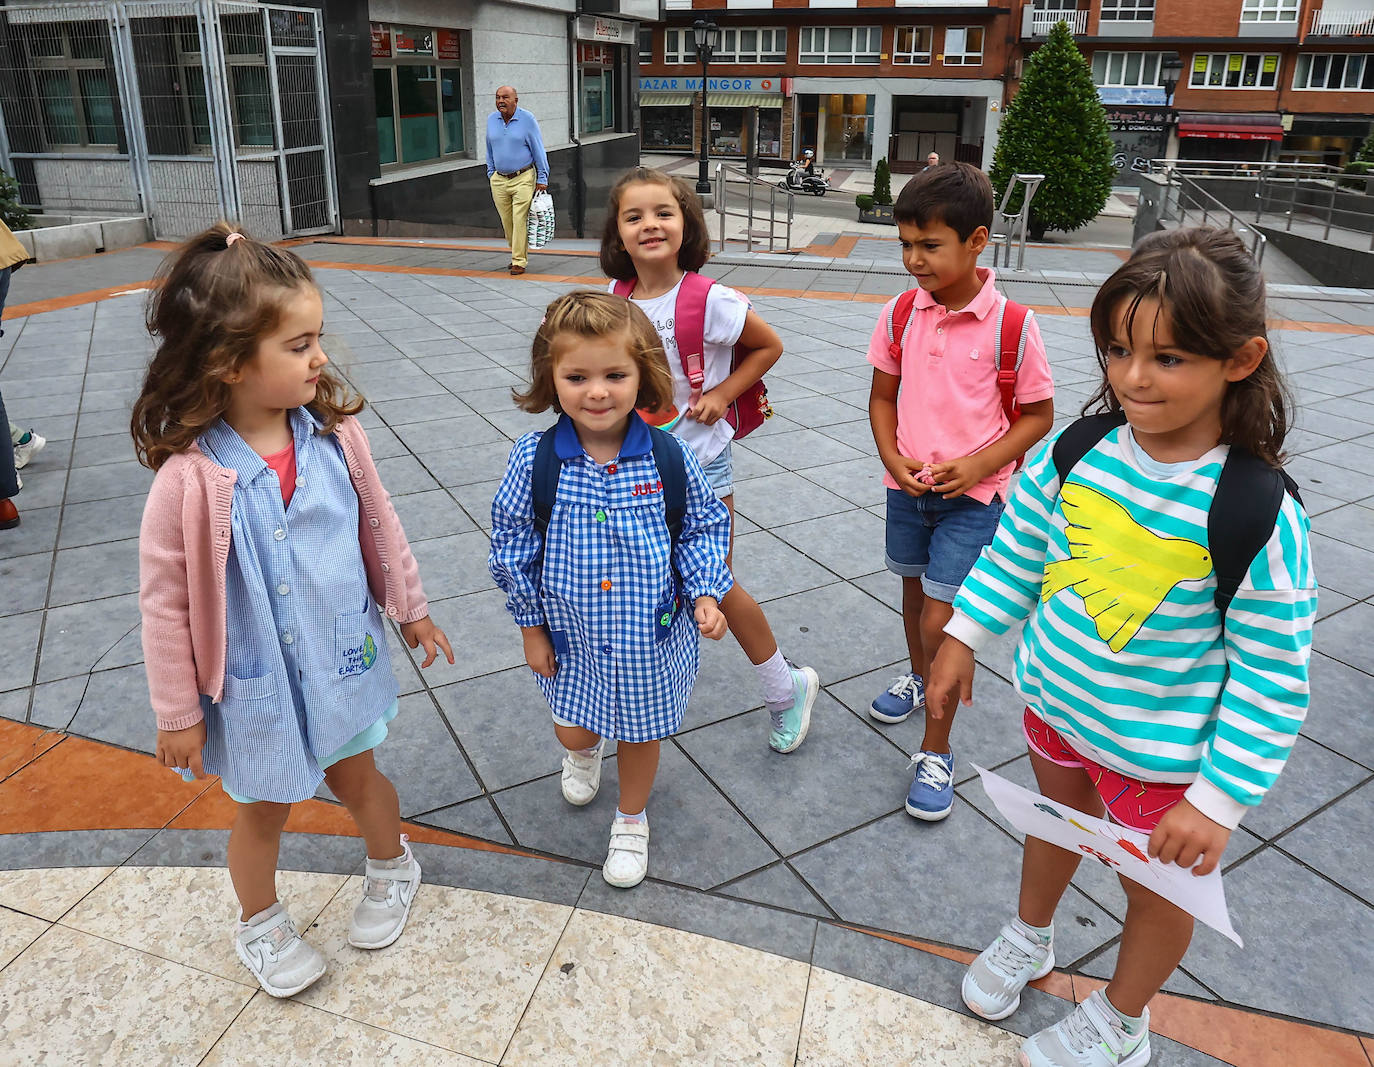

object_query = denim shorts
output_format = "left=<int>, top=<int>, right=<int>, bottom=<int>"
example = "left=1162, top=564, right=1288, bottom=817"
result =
left=885, top=488, right=1005, bottom=603
left=700, top=443, right=734, bottom=501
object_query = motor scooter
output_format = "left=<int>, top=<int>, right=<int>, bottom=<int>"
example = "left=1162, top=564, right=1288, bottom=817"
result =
left=778, top=162, right=830, bottom=196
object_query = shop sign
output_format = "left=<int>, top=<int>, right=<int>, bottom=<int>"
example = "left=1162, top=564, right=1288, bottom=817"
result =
left=1098, top=86, right=1166, bottom=106
left=639, top=76, right=783, bottom=92
left=436, top=29, right=460, bottom=61
left=394, top=25, right=433, bottom=56
left=370, top=22, right=391, bottom=59
left=1103, top=106, right=1170, bottom=132
left=1104, top=106, right=1170, bottom=176
left=576, top=15, right=633, bottom=44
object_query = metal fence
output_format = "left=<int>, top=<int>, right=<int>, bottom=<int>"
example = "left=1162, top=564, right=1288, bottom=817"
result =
left=0, top=0, right=337, bottom=239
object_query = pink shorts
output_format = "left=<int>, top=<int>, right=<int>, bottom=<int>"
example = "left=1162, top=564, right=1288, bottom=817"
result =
left=1022, top=708, right=1188, bottom=833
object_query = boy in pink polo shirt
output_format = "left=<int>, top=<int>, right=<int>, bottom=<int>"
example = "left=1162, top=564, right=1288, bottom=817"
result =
left=867, top=163, right=1055, bottom=821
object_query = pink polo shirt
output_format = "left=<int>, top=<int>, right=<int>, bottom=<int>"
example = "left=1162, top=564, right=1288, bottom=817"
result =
left=867, top=267, right=1054, bottom=505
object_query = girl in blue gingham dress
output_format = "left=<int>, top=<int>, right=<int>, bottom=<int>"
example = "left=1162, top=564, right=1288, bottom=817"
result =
left=490, top=291, right=733, bottom=889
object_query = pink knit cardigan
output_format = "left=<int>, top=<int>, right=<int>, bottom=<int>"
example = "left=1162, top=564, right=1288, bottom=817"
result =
left=139, top=415, right=430, bottom=732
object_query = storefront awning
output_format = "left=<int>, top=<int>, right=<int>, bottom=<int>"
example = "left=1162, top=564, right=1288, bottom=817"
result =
left=707, top=92, right=784, bottom=108
left=639, top=92, right=694, bottom=106
left=1177, top=122, right=1283, bottom=141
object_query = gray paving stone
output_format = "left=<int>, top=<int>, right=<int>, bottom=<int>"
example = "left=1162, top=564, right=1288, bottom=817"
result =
left=47, top=537, right=139, bottom=607
left=128, top=827, right=364, bottom=876
left=677, top=691, right=909, bottom=856
left=62, top=663, right=152, bottom=751
left=741, top=426, right=868, bottom=471
left=35, top=593, right=142, bottom=684
left=1240, top=735, right=1371, bottom=840
left=0, top=828, right=157, bottom=873
left=741, top=582, right=908, bottom=686
left=63, top=457, right=154, bottom=505
left=1302, top=653, right=1374, bottom=769
left=796, top=454, right=887, bottom=508
left=793, top=808, right=1122, bottom=967
left=1278, top=780, right=1374, bottom=905
left=1184, top=848, right=1374, bottom=1033
left=732, top=471, right=855, bottom=527
left=1313, top=600, right=1374, bottom=677
left=728, top=530, right=843, bottom=602
left=55, top=494, right=146, bottom=549
left=494, top=743, right=777, bottom=890
left=0, top=610, right=42, bottom=692
left=416, top=795, right=514, bottom=844
left=406, top=530, right=493, bottom=601
left=770, top=508, right=887, bottom=579
left=718, top=861, right=833, bottom=915
left=0, top=552, right=49, bottom=617
left=404, top=589, right=525, bottom=687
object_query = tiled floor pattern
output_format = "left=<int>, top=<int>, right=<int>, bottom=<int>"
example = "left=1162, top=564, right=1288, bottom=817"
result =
left=3, top=248, right=1374, bottom=1062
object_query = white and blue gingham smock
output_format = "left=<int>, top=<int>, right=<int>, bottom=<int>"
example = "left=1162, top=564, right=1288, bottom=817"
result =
left=195, top=409, right=399, bottom=802
left=490, top=415, right=734, bottom=742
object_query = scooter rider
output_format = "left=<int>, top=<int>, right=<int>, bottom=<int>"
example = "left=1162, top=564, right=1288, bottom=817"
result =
left=796, top=149, right=816, bottom=175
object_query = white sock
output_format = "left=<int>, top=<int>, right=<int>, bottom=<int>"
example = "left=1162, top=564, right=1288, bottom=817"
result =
left=1012, top=915, right=1053, bottom=945
left=615, top=808, right=647, bottom=825
left=368, top=840, right=410, bottom=868
left=757, top=650, right=794, bottom=708
left=1101, top=991, right=1146, bottom=1035
left=574, top=744, right=600, bottom=758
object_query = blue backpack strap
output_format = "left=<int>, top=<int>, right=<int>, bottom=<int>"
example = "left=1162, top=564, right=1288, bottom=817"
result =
left=1051, top=412, right=1127, bottom=487
left=531, top=425, right=561, bottom=551
left=1209, top=447, right=1300, bottom=614
left=648, top=425, right=687, bottom=553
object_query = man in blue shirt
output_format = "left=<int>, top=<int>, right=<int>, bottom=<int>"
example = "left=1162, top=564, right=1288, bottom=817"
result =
left=486, top=85, right=550, bottom=276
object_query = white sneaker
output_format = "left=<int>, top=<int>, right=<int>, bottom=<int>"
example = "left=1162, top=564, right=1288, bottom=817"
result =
left=963, top=920, right=1055, bottom=1020
left=12, top=432, right=44, bottom=469
left=561, top=744, right=603, bottom=806
left=348, top=836, right=422, bottom=949
left=602, top=816, right=649, bottom=888
left=1020, top=989, right=1152, bottom=1067
left=235, top=901, right=327, bottom=998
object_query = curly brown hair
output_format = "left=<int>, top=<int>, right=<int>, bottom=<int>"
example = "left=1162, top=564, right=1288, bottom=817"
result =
left=131, top=222, right=362, bottom=470
left=513, top=290, right=675, bottom=416
left=599, top=167, right=711, bottom=281
left=1086, top=226, right=1291, bottom=466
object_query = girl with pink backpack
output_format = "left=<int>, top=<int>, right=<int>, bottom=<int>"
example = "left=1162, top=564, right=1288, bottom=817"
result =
left=600, top=167, right=818, bottom=754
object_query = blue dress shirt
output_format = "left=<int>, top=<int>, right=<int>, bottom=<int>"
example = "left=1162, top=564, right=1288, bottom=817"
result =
left=485, top=107, right=550, bottom=185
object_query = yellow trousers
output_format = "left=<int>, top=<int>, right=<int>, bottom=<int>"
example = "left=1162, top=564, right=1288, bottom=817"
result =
left=489, top=169, right=537, bottom=268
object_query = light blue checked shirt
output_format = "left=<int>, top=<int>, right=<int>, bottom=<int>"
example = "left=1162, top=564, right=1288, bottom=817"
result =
left=193, top=409, right=399, bottom=802
left=490, top=415, right=734, bottom=742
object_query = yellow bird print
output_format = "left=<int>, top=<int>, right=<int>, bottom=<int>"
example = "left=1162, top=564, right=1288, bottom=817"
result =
left=1042, top=483, right=1212, bottom=653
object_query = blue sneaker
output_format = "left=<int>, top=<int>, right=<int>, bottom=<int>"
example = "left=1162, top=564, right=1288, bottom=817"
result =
left=870, top=672, right=924, bottom=724
left=768, top=663, right=819, bottom=754
left=905, top=750, right=955, bottom=821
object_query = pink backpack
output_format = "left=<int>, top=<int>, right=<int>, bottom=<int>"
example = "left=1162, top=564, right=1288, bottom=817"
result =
left=613, top=272, right=772, bottom=439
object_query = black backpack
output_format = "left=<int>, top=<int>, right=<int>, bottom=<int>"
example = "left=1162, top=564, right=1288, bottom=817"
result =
left=1050, top=413, right=1301, bottom=615
left=530, top=422, right=688, bottom=564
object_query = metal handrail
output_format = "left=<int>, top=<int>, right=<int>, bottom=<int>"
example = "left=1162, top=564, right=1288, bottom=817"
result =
left=712, top=161, right=793, bottom=253
left=992, top=173, right=1045, bottom=272
left=1155, top=168, right=1268, bottom=263
left=1149, top=159, right=1341, bottom=178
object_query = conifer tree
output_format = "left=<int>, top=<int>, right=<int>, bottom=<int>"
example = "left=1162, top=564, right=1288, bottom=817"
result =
left=990, top=21, right=1114, bottom=238
left=873, top=157, right=893, bottom=206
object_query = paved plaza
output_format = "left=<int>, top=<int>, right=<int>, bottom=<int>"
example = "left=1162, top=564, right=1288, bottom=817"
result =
left=1, top=240, right=1372, bottom=1064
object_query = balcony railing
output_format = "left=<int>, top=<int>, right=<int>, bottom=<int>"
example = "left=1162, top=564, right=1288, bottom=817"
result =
left=1023, top=9, right=1090, bottom=36
left=1310, top=8, right=1374, bottom=35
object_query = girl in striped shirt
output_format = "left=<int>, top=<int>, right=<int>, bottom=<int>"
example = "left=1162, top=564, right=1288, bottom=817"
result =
left=928, top=228, right=1317, bottom=1067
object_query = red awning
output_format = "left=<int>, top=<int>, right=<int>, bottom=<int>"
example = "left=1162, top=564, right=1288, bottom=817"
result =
left=1176, top=122, right=1283, bottom=142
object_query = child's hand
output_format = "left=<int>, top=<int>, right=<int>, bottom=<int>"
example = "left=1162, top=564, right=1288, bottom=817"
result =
left=402, top=616, right=455, bottom=668
left=1148, top=799, right=1232, bottom=876
left=522, top=626, right=558, bottom=677
left=156, top=721, right=208, bottom=779
left=688, top=390, right=730, bottom=426
left=929, top=455, right=994, bottom=499
left=884, top=454, right=933, bottom=496
left=926, top=638, right=976, bottom=720
left=694, top=597, right=727, bottom=640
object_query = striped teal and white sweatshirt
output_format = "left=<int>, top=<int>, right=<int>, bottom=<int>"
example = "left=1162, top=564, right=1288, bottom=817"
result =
left=946, top=423, right=1317, bottom=830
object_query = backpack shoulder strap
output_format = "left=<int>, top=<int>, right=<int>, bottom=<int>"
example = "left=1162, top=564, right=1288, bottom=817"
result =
left=648, top=426, right=688, bottom=551
left=673, top=272, right=711, bottom=388
left=997, top=299, right=1032, bottom=421
left=886, top=289, right=920, bottom=364
left=611, top=278, right=636, bottom=298
left=1209, top=447, right=1297, bottom=614
left=1051, top=413, right=1127, bottom=487
left=531, top=426, right=561, bottom=544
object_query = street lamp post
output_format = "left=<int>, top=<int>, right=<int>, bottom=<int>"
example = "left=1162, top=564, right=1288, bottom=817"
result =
left=1160, top=52, right=1184, bottom=164
left=693, top=19, right=719, bottom=195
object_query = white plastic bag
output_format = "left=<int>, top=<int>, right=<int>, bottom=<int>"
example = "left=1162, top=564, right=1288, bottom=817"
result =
left=526, top=190, right=555, bottom=250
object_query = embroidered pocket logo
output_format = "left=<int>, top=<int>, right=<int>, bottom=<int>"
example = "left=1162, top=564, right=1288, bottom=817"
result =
left=339, top=633, right=378, bottom=676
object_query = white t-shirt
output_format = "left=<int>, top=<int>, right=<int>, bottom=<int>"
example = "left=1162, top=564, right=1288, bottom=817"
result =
left=609, top=276, right=749, bottom=466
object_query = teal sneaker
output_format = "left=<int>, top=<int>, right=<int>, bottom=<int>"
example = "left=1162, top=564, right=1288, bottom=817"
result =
left=767, top=663, right=818, bottom=753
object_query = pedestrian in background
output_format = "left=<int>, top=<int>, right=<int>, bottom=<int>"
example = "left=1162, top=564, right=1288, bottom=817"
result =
left=486, top=85, right=549, bottom=276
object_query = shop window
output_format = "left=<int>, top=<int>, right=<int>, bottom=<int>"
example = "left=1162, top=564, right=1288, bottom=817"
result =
left=1293, top=53, right=1374, bottom=90
left=578, top=43, right=622, bottom=136
left=1241, top=0, right=1298, bottom=22
left=1189, top=52, right=1280, bottom=89
left=714, top=28, right=786, bottom=64
left=799, top=26, right=882, bottom=65
left=1100, top=0, right=1154, bottom=21
left=642, top=106, right=692, bottom=150
left=372, top=23, right=470, bottom=168
left=664, top=28, right=695, bottom=65
left=943, top=27, right=984, bottom=66
left=894, top=27, right=933, bottom=65
left=638, top=27, right=653, bottom=64
left=1091, top=52, right=1163, bottom=87
left=822, top=93, right=874, bottom=161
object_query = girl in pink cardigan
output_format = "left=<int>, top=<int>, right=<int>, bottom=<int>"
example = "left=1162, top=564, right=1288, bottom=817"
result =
left=133, top=224, right=453, bottom=999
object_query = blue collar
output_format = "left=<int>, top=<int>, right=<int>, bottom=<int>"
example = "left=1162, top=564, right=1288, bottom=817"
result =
left=199, top=407, right=319, bottom=481
left=552, top=412, right=653, bottom=462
